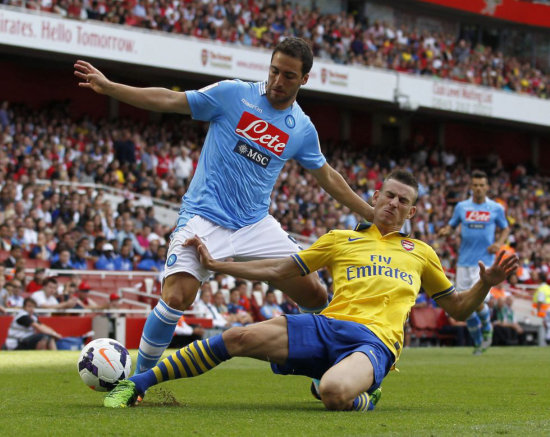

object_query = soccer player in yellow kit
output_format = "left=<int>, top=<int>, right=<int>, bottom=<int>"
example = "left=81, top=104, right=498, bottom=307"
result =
left=104, top=170, right=518, bottom=411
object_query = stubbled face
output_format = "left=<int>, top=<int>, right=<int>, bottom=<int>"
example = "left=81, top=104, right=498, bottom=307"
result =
left=372, top=179, right=417, bottom=234
left=471, top=177, right=489, bottom=202
left=266, top=52, right=308, bottom=110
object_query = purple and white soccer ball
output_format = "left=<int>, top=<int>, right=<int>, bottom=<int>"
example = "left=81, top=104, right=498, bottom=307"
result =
left=77, top=338, right=132, bottom=392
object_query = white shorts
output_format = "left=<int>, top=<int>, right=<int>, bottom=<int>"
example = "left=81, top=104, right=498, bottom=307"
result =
left=456, top=265, right=491, bottom=303
left=164, top=214, right=302, bottom=283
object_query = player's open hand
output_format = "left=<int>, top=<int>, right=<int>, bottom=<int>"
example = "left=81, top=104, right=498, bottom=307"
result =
left=74, top=60, right=110, bottom=94
left=184, top=235, right=215, bottom=269
left=479, top=250, right=518, bottom=287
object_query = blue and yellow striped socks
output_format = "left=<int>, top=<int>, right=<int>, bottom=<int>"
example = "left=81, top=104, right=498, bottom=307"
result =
left=130, top=334, right=230, bottom=394
left=352, top=392, right=372, bottom=411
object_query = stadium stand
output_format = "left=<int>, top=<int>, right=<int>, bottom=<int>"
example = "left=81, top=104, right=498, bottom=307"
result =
left=4, top=0, right=550, bottom=98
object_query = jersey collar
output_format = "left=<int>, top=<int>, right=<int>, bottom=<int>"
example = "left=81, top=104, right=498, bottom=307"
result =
left=259, top=81, right=267, bottom=95
left=354, top=221, right=410, bottom=238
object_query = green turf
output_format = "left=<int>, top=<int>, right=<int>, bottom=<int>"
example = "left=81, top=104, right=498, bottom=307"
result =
left=1, top=347, right=549, bottom=436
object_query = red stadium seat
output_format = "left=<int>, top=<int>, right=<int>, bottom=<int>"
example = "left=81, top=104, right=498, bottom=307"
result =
left=409, top=307, right=441, bottom=346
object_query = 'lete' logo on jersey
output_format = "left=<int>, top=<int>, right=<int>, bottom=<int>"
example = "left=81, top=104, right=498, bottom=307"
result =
left=465, top=211, right=491, bottom=222
left=235, top=112, right=289, bottom=156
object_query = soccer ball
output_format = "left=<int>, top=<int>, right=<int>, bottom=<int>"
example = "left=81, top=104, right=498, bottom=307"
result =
left=77, top=338, right=132, bottom=391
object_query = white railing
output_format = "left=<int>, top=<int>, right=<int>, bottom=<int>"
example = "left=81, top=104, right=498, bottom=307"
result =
left=44, top=268, right=159, bottom=279
left=34, top=179, right=179, bottom=227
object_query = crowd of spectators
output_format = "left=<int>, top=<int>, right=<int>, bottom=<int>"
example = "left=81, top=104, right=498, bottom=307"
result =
left=4, top=0, right=550, bottom=98
left=1, top=96, right=550, bottom=346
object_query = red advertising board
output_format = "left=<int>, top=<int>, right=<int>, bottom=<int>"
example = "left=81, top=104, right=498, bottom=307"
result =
left=419, top=0, right=550, bottom=28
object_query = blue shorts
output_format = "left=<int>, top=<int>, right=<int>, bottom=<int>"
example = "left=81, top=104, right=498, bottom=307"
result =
left=272, top=314, right=394, bottom=393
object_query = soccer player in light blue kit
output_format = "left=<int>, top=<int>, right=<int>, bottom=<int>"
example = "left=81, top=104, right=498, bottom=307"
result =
left=74, top=38, right=374, bottom=380
left=439, top=170, right=509, bottom=354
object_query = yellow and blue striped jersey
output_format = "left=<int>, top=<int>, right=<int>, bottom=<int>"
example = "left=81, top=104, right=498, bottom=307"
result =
left=291, top=223, right=454, bottom=360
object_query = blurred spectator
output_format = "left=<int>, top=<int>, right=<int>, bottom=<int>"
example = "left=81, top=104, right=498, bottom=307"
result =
left=26, top=268, right=47, bottom=293
left=113, top=129, right=136, bottom=165
left=193, top=283, right=231, bottom=330
left=32, top=277, right=79, bottom=313
left=2, top=297, right=63, bottom=350
left=72, top=281, right=109, bottom=310
left=136, top=244, right=166, bottom=272
left=95, top=242, right=117, bottom=270
left=280, top=293, right=300, bottom=315
left=3, top=245, right=23, bottom=268
left=259, top=289, right=283, bottom=320
left=213, top=291, right=230, bottom=317
left=234, top=280, right=251, bottom=312
left=0, top=223, right=12, bottom=251
left=227, top=287, right=253, bottom=326
left=50, top=248, right=73, bottom=270
left=89, top=236, right=107, bottom=260
left=116, top=219, right=145, bottom=256
left=71, top=242, right=89, bottom=270
left=114, top=241, right=134, bottom=271
left=5, top=280, right=24, bottom=308
left=29, top=232, right=53, bottom=260
left=492, top=296, right=525, bottom=345
left=533, top=275, right=550, bottom=318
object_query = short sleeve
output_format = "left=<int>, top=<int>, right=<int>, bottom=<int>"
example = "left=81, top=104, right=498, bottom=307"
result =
left=291, top=232, right=335, bottom=275
left=293, top=122, right=326, bottom=170
left=495, top=204, right=508, bottom=229
left=421, top=246, right=455, bottom=300
left=448, top=203, right=462, bottom=228
left=32, top=292, right=46, bottom=307
left=186, top=80, right=237, bottom=122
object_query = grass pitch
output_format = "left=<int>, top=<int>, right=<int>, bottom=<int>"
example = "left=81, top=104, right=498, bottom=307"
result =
left=1, top=346, right=549, bottom=436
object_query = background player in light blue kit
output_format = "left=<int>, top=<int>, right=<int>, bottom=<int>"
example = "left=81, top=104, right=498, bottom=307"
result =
left=439, top=170, right=509, bottom=354
left=74, top=38, right=374, bottom=377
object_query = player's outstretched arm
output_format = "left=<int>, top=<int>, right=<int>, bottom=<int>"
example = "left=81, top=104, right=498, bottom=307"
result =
left=437, top=251, right=518, bottom=320
left=309, top=163, right=374, bottom=221
left=184, top=236, right=302, bottom=281
left=74, top=60, right=190, bottom=114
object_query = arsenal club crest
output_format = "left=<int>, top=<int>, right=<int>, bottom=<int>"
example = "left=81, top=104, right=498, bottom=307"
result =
left=401, top=239, right=415, bottom=251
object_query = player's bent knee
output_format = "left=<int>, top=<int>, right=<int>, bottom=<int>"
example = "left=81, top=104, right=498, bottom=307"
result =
left=319, top=379, right=354, bottom=411
left=161, top=273, right=200, bottom=310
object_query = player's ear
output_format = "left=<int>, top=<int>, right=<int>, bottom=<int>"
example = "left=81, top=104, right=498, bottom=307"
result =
left=372, top=190, right=380, bottom=206
left=301, top=73, right=309, bottom=86
left=407, top=205, right=417, bottom=220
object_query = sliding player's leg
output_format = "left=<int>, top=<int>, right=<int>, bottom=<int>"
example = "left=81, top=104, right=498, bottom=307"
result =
left=319, top=352, right=377, bottom=411
left=104, top=317, right=289, bottom=408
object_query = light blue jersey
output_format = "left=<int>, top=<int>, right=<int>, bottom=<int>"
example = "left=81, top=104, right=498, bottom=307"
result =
left=448, top=197, right=508, bottom=267
left=176, top=80, right=326, bottom=230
